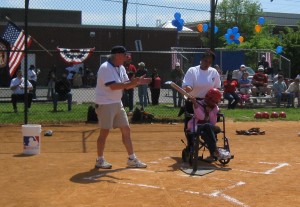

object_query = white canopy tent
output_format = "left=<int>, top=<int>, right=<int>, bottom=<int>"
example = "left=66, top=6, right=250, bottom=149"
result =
left=161, top=21, right=193, bottom=32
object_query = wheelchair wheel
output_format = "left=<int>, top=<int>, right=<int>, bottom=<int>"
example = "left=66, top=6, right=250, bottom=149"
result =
left=189, top=137, right=200, bottom=171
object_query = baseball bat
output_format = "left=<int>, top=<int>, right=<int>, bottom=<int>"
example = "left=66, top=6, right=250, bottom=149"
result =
left=170, top=82, right=193, bottom=99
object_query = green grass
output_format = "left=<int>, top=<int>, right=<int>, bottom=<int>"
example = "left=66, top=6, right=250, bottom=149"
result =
left=0, top=102, right=299, bottom=124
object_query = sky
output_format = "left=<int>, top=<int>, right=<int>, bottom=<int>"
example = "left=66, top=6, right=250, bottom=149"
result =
left=1, top=0, right=300, bottom=27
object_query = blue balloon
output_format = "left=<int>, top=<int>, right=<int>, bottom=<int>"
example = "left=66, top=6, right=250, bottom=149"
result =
left=224, top=33, right=229, bottom=40
left=174, top=12, right=181, bottom=20
left=214, top=26, right=218, bottom=34
left=258, top=17, right=265, bottom=25
left=227, top=28, right=233, bottom=34
left=172, top=19, right=177, bottom=27
left=203, top=24, right=208, bottom=32
left=235, top=33, right=240, bottom=39
left=179, top=19, right=184, bottom=26
left=177, top=25, right=183, bottom=31
left=276, top=46, right=283, bottom=54
left=232, top=26, right=239, bottom=34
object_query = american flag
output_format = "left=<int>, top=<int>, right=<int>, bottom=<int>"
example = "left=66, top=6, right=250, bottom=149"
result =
left=57, top=47, right=95, bottom=64
left=1, top=21, right=32, bottom=77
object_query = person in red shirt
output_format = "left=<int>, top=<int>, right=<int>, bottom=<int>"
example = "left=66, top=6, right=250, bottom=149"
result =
left=251, top=65, right=271, bottom=96
left=149, top=68, right=161, bottom=105
left=123, top=53, right=137, bottom=114
left=223, top=73, right=240, bottom=109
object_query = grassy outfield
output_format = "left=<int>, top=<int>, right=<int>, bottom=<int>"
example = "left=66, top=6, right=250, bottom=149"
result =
left=0, top=102, right=299, bottom=124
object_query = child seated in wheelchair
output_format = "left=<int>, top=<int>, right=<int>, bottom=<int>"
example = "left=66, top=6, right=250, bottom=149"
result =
left=186, top=88, right=231, bottom=160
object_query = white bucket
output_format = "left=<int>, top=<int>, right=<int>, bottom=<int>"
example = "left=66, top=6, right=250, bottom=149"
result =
left=22, top=124, right=42, bottom=155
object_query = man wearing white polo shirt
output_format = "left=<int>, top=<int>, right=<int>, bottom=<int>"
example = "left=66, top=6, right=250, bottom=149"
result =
left=94, top=45, right=151, bottom=169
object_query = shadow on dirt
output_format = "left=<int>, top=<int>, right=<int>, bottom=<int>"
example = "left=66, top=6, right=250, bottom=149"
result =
left=70, top=168, right=132, bottom=184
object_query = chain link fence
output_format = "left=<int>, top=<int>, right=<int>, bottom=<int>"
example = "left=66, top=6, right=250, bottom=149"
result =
left=0, top=1, right=296, bottom=124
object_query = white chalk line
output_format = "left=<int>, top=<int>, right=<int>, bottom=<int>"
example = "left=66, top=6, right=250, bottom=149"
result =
left=83, top=167, right=248, bottom=207
left=235, top=162, right=290, bottom=174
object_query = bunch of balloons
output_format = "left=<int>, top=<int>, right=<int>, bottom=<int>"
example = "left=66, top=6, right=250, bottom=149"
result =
left=255, top=16, right=265, bottom=33
left=172, top=12, right=185, bottom=31
left=197, top=23, right=218, bottom=34
left=224, top=26, right=244, bottom=44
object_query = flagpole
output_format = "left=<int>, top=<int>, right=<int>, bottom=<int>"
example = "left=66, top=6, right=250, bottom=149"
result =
left=5, top=16, right=53, bottom=57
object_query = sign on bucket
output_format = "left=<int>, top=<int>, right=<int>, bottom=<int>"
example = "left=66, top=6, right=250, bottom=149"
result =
left=22, top=124, right=42, bottom=155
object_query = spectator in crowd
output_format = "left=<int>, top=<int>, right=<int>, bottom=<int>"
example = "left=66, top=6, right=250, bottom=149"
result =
left=273, top=75, right=294, bottom=108
left=26, top=65, right=38, bottom=99
left=171, top=62, right=184, bottom=107
left=214, top=64, right=223, bottom=76
left=136, top=62, right=148, bottom=111
left=47, top=65, right=56, bottom=100
left=232, top=64, right=246, bottom=83
left=53, top=73, right=72, bottom=112
left=239, top=72, right=252, bottom=95
left=123, top=53, right=137, bottom=115
left=258, top=55, right=270, bottom=74
left=273, top=69, right=284, bottom=83
left=10, top=70, right=33, bottom=113
left=285, top=76, right=300, bottom=107
left=238, top=72, right=252, bottom=106
left=149, top=68, right=161, bottom=105
left=73, top=67, right=83, bottom=88
left=251, top=65, right=271, bottom=97
left=223, top=73, right=240, bottom=109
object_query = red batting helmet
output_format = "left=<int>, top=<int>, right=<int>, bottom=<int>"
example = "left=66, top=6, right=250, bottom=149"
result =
left=262, top=112, right=270, bottom=119
left=279, top=111, right=286, bottom=118
left=205, top=88, right=222, bottom=108
left=270, top=112, right=279, bottom=118
left=254, top=112, right=262, bottom=119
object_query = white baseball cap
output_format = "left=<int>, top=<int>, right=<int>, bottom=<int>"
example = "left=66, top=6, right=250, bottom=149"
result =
left=175, top=62, right=180, bottom=67
left=240, top=64, right=246, bottom=68
left=138, top=62, right=145, bottom=67
left=258, top=65, right=264, bottom=71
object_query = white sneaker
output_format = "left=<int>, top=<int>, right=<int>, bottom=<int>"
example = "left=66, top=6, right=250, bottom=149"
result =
left=95, top=158, right=112, bottom=169
left=127, top=158, right=147, bottom=168
left=214, top=148, right=231, bottom=160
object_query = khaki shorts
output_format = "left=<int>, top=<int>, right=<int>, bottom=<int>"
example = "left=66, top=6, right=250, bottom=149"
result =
left=95, top=102, right=129, bottom=129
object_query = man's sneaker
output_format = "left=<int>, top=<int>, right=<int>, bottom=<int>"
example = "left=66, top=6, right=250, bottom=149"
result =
left=214, top=148, right=231, bottom=160
left=95, top=158, right=112, bottom=169
left=127, top=158, right=147, bottom=168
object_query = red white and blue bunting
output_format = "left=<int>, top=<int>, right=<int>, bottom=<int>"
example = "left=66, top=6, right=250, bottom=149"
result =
left=57, top=47, right=94, bottom=64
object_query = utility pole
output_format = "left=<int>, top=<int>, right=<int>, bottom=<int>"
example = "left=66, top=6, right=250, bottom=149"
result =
left=210, top=0, right=217, bottom=51
left=24, top=0, right=29, bottom=124
left=122, top=0, right=128, bottom=46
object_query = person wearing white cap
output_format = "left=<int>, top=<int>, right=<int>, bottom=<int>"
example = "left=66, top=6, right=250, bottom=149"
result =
left=232, top=64, right=246, bottom=82
left=251, top=65, right=271, bottom=97
left=136, top=61, right=149, bottom=110
left=285, top=76, right=300, bottom=107
left=171, top=62, right=184, bottom=107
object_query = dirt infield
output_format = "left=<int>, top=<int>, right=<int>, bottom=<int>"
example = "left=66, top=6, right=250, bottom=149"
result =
left=1, top=121, right=300, bottom=207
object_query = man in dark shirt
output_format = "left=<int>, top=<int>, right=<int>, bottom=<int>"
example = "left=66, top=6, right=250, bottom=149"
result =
left=53, top=73, right=72, bottom=111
